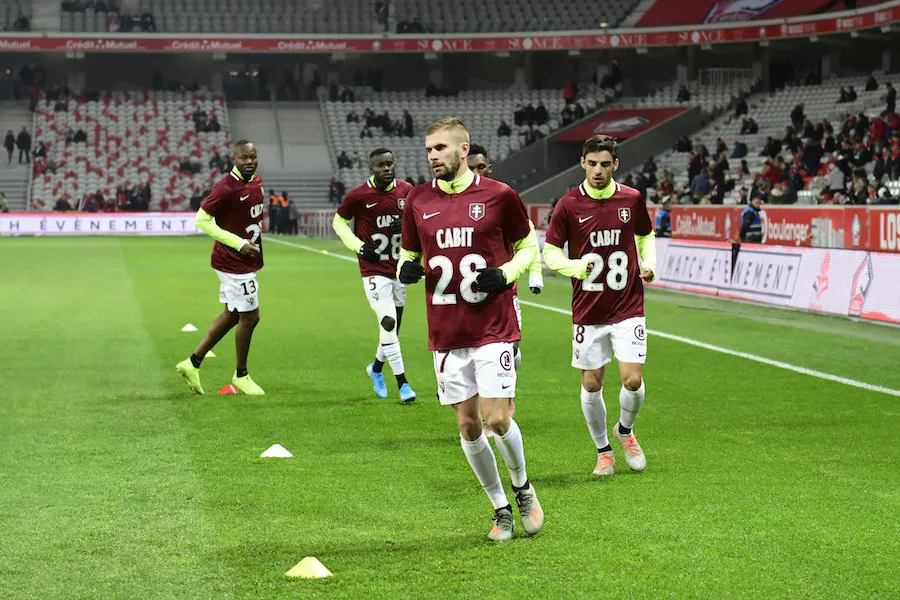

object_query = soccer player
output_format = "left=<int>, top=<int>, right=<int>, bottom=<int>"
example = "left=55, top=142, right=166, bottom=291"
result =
left=398, top=118, right=544, bottom=541
left=543, top=134, right=656, bottom=476
left=332, top=148, right=417, bottom=403
left=467, top=143, right=543, bottom=370
left=176, top=140, right=266, bottom=395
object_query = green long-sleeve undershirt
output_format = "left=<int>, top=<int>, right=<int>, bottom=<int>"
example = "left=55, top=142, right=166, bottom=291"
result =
left=332, top=213, right=365, bottom=255
left=196, top=208, right=248, bottom=250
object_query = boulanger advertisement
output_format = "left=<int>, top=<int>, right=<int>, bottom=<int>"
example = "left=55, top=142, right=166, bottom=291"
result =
left=653, top=239, right=900, bottom=324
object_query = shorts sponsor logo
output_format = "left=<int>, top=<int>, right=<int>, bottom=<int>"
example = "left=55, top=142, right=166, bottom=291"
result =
left=633, top=324, right=646, bottom=341
left=574, top=348, right=580, bottom=359
left=500, top=350, right=512, bottom=371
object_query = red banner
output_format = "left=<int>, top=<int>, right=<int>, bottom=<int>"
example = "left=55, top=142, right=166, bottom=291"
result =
left=555, top=107, right=688, bottom=142
left=637, top=0, right=884, bottom=28
left=533, top=204, right=900, bottom=253
left=0, top=2, right=897, bottom=53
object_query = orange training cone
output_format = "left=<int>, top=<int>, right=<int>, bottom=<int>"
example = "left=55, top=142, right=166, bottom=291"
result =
left=218, top=384, right=240, bottom=395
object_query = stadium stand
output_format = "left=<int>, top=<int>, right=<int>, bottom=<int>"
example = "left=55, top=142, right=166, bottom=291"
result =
left=321, top=84, right=616, bottom=187
left=29, top=90, right=230, bottom=212
left=391, top=0, right=641, bottom=33
left=61, top=0, right=386, bottom=33
left=1, top=0, right=30, bottom=30
left=643, top=73, right=900, bottom=205
left=59, top=0, right=645, bottom=34
left=632, top=75, right=759, bottom=115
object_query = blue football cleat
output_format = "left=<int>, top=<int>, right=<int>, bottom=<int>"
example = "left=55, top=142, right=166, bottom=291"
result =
left=399, top=383, right=417, bottom=404
left=366, top=363, right=388, bottom=399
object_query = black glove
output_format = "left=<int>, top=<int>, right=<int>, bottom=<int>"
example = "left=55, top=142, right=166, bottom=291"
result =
left=399, top=260, right=425, bottom=284
left=475, top=267, right=507, bottom=293
left=360, top=244, right=381, bottom=263
left=388, top=217, right=402, bottom=235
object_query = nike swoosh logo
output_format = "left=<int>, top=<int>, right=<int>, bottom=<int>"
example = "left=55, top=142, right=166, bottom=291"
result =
left=423, top=212, right=441, bottom=220
left=578, top=216, right=593, bottom=224
left=240, top=195, right=250, bottom=201
left=637, top=353, right=646, bottom=357
left=501, top=384, right=512, bottom=390
left=366, top=202, right=377, bottom=208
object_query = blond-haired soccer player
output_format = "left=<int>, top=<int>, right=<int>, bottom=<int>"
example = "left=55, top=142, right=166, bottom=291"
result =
left=398, top=119, right=544, bottom=541
left=543, top=134, right=656, bottom=476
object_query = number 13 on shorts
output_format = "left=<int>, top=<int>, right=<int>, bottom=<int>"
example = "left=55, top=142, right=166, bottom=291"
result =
left=571, top=317, right=648, bottom=370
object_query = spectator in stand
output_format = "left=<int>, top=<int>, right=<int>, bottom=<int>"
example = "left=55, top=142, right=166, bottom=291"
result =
left=514, top=103, right=525, bottom=127
left=4, top=130, right=14, bottom=164
left=691, top=168, right=713, bottom=204
left=739, top=196, right=763, bottom=243
left=655, top=199, right=672, bottom=238
left=563, top=81, right=576, bottom=105
left=15, top=127, right=31, bottom=164
left=33, top=141, right=47, bottom=159
left=740, top=118, right=758, bottom=134
left=328, top=178, right=345, bottom=204
left=677, top=85, right=690, bottom=102
left=73, top=128, right=88, bottom=144
left=847, top=86, right=858, bottom=102
left=760, top=136, right=781, bottom=159
left=737, top=187, right=749, bottom=205
left=351, top=151, right=361, bottom=168
left=337, top=151, right=351, bottom=169
left=866, top=74, right=879, bottom=92
left=560, top=105, right=574, bottom=127
left=497, top=121, right=511, bottom=137
left=886, top=83, right=896, bottom=114
left=791, top=104, right=805, bottom=129
left=402, top=110, right=413, bottom=137
left=734, top=93, right=748, bottom=118
left=0, top=192, right=7, bottom=213
left=535, top=102, right=548, bottom=126
left=826, top=162, right=846, bottom=195
left=208, top=115, right=221, bottom=133
left=873, top=149, right=892, bottom=181
left=731, top=140, right=747, bottom=159
left=838, top=87, right=850, bottom=103
left=675, top=136, right=692, bottom=153
left=573, top=102, right=585, bottom=120
left=54, top=198, right=72, bottom=211
left=715, top=138, right=727, bottom=155
left=599, top=59, right=622, bottom=93
left=823, top=134, right=837, bottom=154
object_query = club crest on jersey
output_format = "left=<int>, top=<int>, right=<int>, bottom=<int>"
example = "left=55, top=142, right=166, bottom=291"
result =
left=397, top=197, right=406, bottom=210
left=618, top=207, right=631, bottom=224
left=469, top=203, right=486, bottom=222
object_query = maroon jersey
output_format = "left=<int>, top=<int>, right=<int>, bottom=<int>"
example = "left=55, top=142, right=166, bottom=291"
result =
left=337, top=178, right=412, bottom=279
left=545, top=181, right=652, bottom=326
left=200, top=168, right=266, bottom=274
left=402, top=175, right=531, bottom=352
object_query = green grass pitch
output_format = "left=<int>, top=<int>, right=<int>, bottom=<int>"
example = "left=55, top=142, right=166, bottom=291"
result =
left=1, top=236, right=897, bottom=599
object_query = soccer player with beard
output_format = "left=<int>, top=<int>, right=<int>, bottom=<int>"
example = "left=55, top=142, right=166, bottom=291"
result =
left=176, top=140, right=266, bottom=396
left=467, top=143, right=543, bottom=371
left=332, top=148, right=417, bottom=403
left=543, top=135, right=656, bottom=477
left=398, top=119, right=544, bottom=541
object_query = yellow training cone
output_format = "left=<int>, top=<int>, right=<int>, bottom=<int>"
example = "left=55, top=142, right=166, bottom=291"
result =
left=286, top=556, right=332, bottom=579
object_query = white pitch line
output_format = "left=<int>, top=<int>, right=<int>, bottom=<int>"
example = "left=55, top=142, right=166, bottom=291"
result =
left=518, top=299, right=900, bottom=398
left=269, top=237, right=900, bottom=398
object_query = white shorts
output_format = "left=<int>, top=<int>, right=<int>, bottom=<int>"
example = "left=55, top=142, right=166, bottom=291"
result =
left=513, top=294, right=522, bottom=331
left=362, top=275, right=406, bottom=309
left=433, top=342, right=516, bottom=405
left=216, top=270, right=259, bottom=313
left=572, top=316, right=647, bottom=370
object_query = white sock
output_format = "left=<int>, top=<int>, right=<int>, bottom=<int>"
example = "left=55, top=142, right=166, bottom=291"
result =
left=375, top=345, right=386, bottom=363
left=514, top=348, right=522, bottom=370
left=581, top=386, right=609, bottom=450
left=492, top=419, right=528, bottom=488
left=619, top=381, right=645, bottom=430
left=460, top=432, right=508, bottom=510
left=381, top=342, right=405, bottom=376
